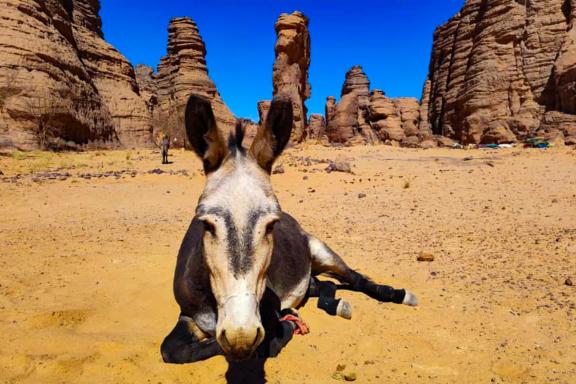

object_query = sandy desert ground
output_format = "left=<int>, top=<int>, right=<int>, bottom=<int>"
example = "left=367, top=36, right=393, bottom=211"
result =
left=0, top=145, right=575, bottom=384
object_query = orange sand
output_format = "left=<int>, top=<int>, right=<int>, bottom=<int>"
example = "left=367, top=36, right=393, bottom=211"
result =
left=0, top=145, right=575, bottom=383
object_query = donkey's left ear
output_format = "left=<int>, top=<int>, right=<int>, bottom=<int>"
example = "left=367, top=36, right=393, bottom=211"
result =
left=185, top=94, right=227, bottom=173
left=250, top=96, right=293, bottom=173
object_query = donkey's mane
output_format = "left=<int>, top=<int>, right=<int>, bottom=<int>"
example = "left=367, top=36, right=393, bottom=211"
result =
left=227, top=120, right=247, bottom=156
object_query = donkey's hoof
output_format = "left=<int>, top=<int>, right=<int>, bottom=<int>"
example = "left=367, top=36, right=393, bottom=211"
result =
left=336, top=300, right=352, bottom=320
left=402, top=291, right=418, bottom=307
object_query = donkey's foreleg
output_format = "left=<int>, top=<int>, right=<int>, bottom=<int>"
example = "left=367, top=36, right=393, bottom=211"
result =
left=161, top=315, right=223, bottom=364
left=308, top=236, right=418, bottom=307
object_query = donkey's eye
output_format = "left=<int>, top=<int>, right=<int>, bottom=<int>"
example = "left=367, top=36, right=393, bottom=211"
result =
left=265, top=220, right=278, bottom=235
left=203, top=221, right=216, bottom=236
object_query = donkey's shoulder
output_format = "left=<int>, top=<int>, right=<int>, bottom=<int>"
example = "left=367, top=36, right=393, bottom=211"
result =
left=276, top=212, right=310, bottom=241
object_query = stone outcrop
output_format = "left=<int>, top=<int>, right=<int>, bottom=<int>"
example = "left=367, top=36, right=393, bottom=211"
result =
left=326, top=66, right=377, bottom=144
left=421, top=0, right=576, bottom=145
left=306, top=114, right=327, bottom=143
left=325, top=96, right=336, bottom=124
left=0, top=0, right=152, bottom=150
left=134, top=64, right=158, bottom=113
left=325, top=66, right=422, bottom=146
left=369, top=91, right=421, bottom=146
left=153, top=17, right=235, bottom=147
left=272, top=11, right=311, bottom=142
left=257, top=100, right=271, bottom=126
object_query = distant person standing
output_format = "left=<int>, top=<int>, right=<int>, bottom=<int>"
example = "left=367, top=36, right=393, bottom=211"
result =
left=161, top=135, right=170, bottom=164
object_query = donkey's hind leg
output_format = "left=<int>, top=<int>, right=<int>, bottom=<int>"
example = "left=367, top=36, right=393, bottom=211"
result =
left=161, top=315, right=222, bottom=364
left=307, top=277, right=353, bottom=319
left=308, top=236, right=418, bottom=307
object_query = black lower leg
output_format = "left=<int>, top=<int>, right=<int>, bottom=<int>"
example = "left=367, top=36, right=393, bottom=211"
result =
left=308, top=278, right=342, bottom=316
left=161, top=320, right=222, bottom=364
left=317, top=296, right=342, bottom=316
left=307, top=278, right=337, bottom=298
left=349, top=272, right=406, bottom=304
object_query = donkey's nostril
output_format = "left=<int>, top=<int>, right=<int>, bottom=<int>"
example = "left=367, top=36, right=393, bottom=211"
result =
left=219, top=330, right=232, bottom=351
left=252, top=327, right=263, bottom=349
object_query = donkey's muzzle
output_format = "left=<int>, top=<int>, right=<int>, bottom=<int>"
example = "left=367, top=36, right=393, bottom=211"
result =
left=216, top=294, right=265, bottom=360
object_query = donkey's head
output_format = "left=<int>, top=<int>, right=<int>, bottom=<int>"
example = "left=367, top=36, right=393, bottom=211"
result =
left=185, top=95, right=293, bottom=359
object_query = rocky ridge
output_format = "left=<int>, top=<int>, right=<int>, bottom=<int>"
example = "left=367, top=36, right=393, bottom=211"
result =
left=3, top=2, right=576, bottom=150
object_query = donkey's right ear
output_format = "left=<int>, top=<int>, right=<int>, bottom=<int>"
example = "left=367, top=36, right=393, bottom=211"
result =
left=250, top=96, right=293, bottom=173
left=185, top=95, right=227, bottom=173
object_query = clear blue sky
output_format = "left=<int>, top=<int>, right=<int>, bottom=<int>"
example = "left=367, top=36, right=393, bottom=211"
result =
left=100, top=0, right=464, bottom=121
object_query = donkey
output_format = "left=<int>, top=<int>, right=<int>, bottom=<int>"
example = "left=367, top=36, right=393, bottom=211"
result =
left=161, top=95, right=418, bottom=363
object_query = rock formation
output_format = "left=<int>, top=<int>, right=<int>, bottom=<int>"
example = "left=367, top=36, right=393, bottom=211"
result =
left=0, top=0, right=152, bottom=150
left=325, top=66, right=421, bottom=146
left=134, top=64, right=158, bottom=113
left=306, top=114, right=327, bottom=143
left=1, top=0, right=113, bottom=150
left=153, top=17, right=235, bottom=147
left=421, top=0, right=576, bottom=145
left=72, top=0, right=153, bottom=148
left=325, top=96, right=336, bottom=124
left=272, top=11, right=311, bottom=142
left=257, top=100, right=271, bottom=126
left=325, top=66, right=376, bottom=144
left=369, top=91, right=421, bottom=146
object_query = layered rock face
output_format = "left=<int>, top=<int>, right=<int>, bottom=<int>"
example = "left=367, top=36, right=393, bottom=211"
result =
left=0, top=0, right=152, bottom=150
left=72, top=0, right=152, bottom=147
left=0, top=0, right=113, bottom=149
left=153, top=17, right=235, bottom=147
left=272, top=11, right=311, bottom=142
left=422, top=0, right=576, bottom=145
left=325, top=66, right=421, bottom=145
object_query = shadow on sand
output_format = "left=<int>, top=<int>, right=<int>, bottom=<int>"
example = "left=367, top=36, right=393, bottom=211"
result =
left=225, top=358, right=268, bottom=384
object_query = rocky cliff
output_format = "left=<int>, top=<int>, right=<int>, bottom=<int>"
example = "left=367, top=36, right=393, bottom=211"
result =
left=152, top=17, right=235, bottom=147
left=72, top=0, right=152, bottom=147
left=0, top=0, right=152, bottom=150
left=422, top=0, right=576, bottom=145
left=272, top=11, right=311, bottom=142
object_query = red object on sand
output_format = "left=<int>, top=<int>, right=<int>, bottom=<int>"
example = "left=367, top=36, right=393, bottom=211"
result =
left=279, top=314, right=310, bottom=335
